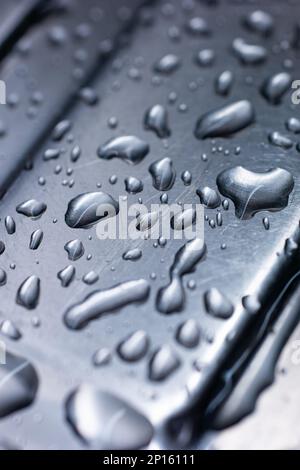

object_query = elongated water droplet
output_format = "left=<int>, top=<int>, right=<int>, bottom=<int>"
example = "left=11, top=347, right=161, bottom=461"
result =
left=195, top=100, right=255, bottom=139
left=64, top=279, right=150, bottom=329
left=232, top=38, right=267, bottom=64
left=66, top=385, right=153, bottom=449
left=157, top=238, right=206, bottom=314
left=122, top=248, right=142, bottom=261
left=44, top=148, right=60, bottom=161
left=268, top=131, right=293, bottom=149
left=16, top=200, right=47, bottom=218
left=144, top=104, right=170, bottom=138
left=149, top=157, right=176, bottom=191
left=64, top=239, right=85, bottom=261
left=82, top=271, right=99, bottom=285
left=16, top=275, right=40, bottom=310
left=215, top=70, right=234, bottom=96
left=29, top=229, right=43, bottom=250
left=0, top=268, right=7, bottom=286
left=52, top=119, right=72, bottom=141
left=118, top=330, right=149, bottom=362
left=65, top=192, right=119, bottom=229
left=217, top=166, right=294, bottom=219
left=5, top=216, right=15, bottom=235
left=136, top=211, right=159, bottom=232
left=98, top=136, right=149, bottom=165
left=204, top=288, right=234, bottom=319
left=149, top=345, right=180, bottom=381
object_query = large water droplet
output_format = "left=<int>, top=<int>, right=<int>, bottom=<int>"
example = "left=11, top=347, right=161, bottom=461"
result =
left=195, top=100, right=255, bottom=139
left=29, top=229, right=43, bottom=250
left=0, top=351, right=38, bottom=418
left=176, top=319, right=200, bottom=348
left=97, top=136, right=149, bottom=165
left=64, top=279, right=150, bottom=329
left=65, top=192, right=119, bottom=229
left=217, top=166, right=294, bottom=219
left=124, top=176, right=143, bottom=194
left=268, top=131, right=293, bottom=149
left=66, top=385, right=153, bottom=449
left=16, top=200, right=47, bottom=218
left=122, top=248, right=142, bottom=261
left=5, top=216, right=15, bottom=235
left=243, top=10, right=274, bottom=36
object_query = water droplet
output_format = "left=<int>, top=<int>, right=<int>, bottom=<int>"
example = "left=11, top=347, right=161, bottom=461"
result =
left=124, top=176, right=143, bottom=194
left=196, top=186, right=221, bottom=208
left=0, top=351, right=38, bottom=418
left=232, top=38, right=267, bottom=64
left=144, top=104, right=170, bottom=138
left=0, top=320, right=22, bottom=340
left=64, top=239, right=85, bottom=261
left=154, top=54, right=181, bottom=74
left=16, top=200, right=47, bottom=218
left=242, top=295, right=261, bottom=314
left=122, top=248, right=142, bottom=261
left=170, top=207, right=196, bottom=230
left=65, top=192, right=119, bottom=229
left=262, top=217, right=270, bottom=230
left=64, top=279, right=150, bottom=329
left=286, top=117, right=300, bottom=134
left=58, top=265, right=75, bottom=287
left=71, top=145, right=81, bottom=162
left=79, top=87, right=99, bottom=106
left=261, top=72, right=291, bottom=104
left=82, top=271, right=99, bottom=285
left=204, top=288, right=234, bottom=319
left=195, top=49, right=215, bottom=66
left=98, top=136, right=149, bottom=164
left=29, top=229, right=43, bottom=250
left=52, top=119, right=72, bottom=141
left=195, top=100, right=255, bottom=139
left=118, top=330, right=149, bottom=361
left=16, top=275, right=40, bottom=310
left=92, top=348, right=111, bottom=366
left=66, top=385, right=153, bottom=449
left=149, top=157, right=176, bottom=191
left=217, top=166, right=294, bottom=219
left=44, top=148, right=60, bottom=161
left=215, top=70, right=234, bottom=96
left=0, top=269, right=7, bottom=286
left=186, top=17, right=210, bottom=36
left=136, top=211, right=159, bottom=232
left=181, top=170, right=192, bottom=185
left=244, top=10, right=274, bottom=36
left=176, top=319, right=200, bottom=348
left=149, top=345, right=180, bottom=381
left=157, top=238, right=206, bottom=314
left=268, top=131, right=293, bottom=149
left=5, top=216, right=15, bottom=235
